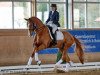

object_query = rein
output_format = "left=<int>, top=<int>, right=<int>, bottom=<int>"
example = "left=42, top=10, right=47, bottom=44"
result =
left=28, top=18, right=46, bottom=34
left=31, top=23, right=46, bottom=34
left=36, top=25, right=45, bottom=30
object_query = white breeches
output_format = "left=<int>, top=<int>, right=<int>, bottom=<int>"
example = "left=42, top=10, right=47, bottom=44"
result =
left=46, top=21, right=58, bottom=33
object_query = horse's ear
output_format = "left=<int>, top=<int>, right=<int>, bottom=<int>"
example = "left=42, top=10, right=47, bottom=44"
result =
left=24, top=18, right=29, bottom=21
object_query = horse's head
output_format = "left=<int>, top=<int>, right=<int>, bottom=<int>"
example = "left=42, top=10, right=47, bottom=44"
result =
left=25, top=17, right=44, bottom=37
left=24, top=18, right=35, bottom=36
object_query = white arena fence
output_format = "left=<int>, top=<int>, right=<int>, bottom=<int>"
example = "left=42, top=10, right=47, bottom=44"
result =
left=0, top=62, right=100, bottom=74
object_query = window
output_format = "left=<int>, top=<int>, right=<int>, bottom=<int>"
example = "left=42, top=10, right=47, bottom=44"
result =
left=0, top=1, right=31, bottom=29
left=57, top=4, right=66, bottom=28
left=73, top=0, right=100, bottom=28
left=37, top=0, right=48, bottom=1
left=50, top=0, right=66, bottom=2
left=74, top=3, right=86, bottom=28
left=74, top=0, right=86, bottom=1
left=14, top=2, right=31, bottom=29
left=0, top=2, right=12, bottom=29
left=37, top=3, right=49, bottom=23
left=36, top=0, right=67, bottom=28
left=87, top=0, right=99, bottom=2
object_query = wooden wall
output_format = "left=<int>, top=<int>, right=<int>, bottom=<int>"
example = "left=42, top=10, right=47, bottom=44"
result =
left=0, top=29, right=33, bottom=66
left=0, top=29, right=100, bottom=66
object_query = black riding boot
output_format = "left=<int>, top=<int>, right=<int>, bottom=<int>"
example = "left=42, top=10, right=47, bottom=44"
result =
left=47, top=26, right=57, bottom=45
left=52, top=32, right=57, bottom=45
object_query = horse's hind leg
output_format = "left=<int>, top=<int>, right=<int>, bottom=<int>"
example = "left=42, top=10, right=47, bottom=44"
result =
left=62, top=50, right=73, bottom=66
left=55, top=48, right=71, bottom=71
left=55, top=42, right=72, bottom=64
left=55, top=41, right=64, bottom=68
left=62, top=43, right=74, bottom=72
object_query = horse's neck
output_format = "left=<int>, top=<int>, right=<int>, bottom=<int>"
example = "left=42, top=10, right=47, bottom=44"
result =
left=36, top=25, right=46, bottom=33
left=34, top=18, right=48, bottom=35
left=35, top=19, right=44, bottom=27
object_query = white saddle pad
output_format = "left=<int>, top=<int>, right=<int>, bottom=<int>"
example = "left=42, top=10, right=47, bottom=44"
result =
left=47, top=27, right=64, bottom=40
left=56, top=31, right=64, bottom=40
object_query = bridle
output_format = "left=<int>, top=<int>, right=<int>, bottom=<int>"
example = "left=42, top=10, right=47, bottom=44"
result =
left=27, top=19, right=45, bottom=33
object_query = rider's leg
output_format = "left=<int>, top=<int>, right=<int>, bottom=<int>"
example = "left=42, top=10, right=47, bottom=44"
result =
left=52, top=32, right=57, bottom=43
left=47, top=25, right=57, bottom=44
left=52, top=24, right=58, bottom=34
left=51, top=24, right=58, bottom=43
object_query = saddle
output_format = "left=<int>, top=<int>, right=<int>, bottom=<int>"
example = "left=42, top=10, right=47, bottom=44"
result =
left=47, top=25, right=64, bottom=45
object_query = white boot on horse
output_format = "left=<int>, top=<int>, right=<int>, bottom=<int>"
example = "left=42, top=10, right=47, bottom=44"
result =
left=54, top=59, right=74, bottom=72
left=27, top=52, right=41, bottom=66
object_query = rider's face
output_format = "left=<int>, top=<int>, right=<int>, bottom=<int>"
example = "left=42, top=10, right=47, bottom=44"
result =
left=51, top=7, right=56, bottom=11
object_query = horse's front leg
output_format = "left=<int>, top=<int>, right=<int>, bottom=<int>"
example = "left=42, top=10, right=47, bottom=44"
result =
left=27, top=47, right=37, bottom=66
left=27, top=44, right=46, bottom=66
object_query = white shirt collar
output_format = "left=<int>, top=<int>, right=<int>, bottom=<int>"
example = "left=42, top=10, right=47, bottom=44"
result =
left=52, top=11, right=54, bottom=14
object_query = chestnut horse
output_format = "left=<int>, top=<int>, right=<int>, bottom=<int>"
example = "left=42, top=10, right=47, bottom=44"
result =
left=25, top=17, right=84, bottom=71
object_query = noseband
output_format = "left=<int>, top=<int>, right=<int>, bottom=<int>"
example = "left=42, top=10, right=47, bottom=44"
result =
left=32, top=23, right=37, bottom=30
left=28, top=22, right=45, bottom=32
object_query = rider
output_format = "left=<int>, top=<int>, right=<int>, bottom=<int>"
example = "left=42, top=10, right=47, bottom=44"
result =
left=46, top=4, right=60, bottom=44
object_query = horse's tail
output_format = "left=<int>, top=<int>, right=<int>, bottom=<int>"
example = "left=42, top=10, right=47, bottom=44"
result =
left=73, top=36, right=84, bottom=64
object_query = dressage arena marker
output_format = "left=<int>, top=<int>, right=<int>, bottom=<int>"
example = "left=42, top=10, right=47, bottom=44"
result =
left=0, top=62, right=100, bottom=74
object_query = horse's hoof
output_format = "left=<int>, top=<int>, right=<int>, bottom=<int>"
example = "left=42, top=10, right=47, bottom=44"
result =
left=65, top=63, right=70, bottom=72
left=54, top=64, right=63, bottom=72
left=25, top=65, right=30, bottom=70
left=54, top=64, right=63, bottom=69
left=54, top=65, right=65, bottom=73
left=37, top=61, right=41, bottom=66
left=64, top=68, right=69, bottom=72
left=69, top=61, right=74, bottom=66
left=54, top=65, right=58, bottom=71
left=22, top=67, right=28, bottom=71
left=56, top=68, right=66, bottom=73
